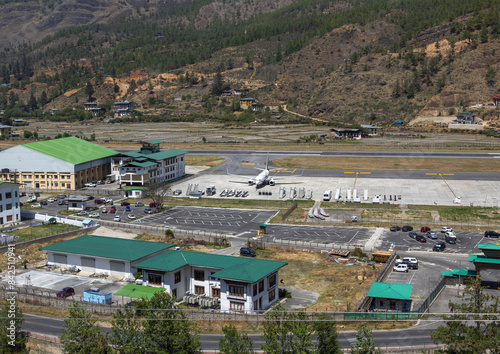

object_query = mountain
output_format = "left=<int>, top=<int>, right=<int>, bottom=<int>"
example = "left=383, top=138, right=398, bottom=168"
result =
left=1, top=0, right=500, bottom=127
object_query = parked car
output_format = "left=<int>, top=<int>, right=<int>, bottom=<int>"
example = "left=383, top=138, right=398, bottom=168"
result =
left=402, top=225, right=413, bottom=232
left=121, top=201, right=130, bottom=206
left=56, top=194, right=67, bottom=199
left=127, top=214, right=136, bottom=220
left=393, top=264, right=408, bottom=273
left=105, top=198, right=113, bottom=204
left=420, top=226, right=431, bottom=233
left=433, top=242, right=446, bottom=251
left=31, top=203, right=42, bottom=208
left=56, top=287, right=75, bottom=298
left=76, top=211, right=88, bottom=216
left=86, top=195, right=95, bottom=200
left=390, top=226, right=401, bottom=232
left=144, top=208, right=153, bottom=214
left=89, top=212, right=100, bottom=218
left=415, top=234, right=427, bottom=243
left=125, top=205, right=131, bottom=212
left=114, top=215, right=121, bottom=222
left=40, top=200, right=48, bottom=205
left=408, top=231, right=418, bottom=239
left=47, top=197, right=56, bottom=203
left=445, top=233, right=457, bottom=244
left=173, top=189, right=182, bottom=196
left=240, top=247, right=256, bottom=257
left=28, top=196, right=37, bottom=203
left=110, top=208, right=116, bottom=214
left=441, top=226, right=453, bottom=233
left=101, top=208, right=108, bottom=213
left=85, top=183, right=96, bottom=187
left=396, top=257, right=418, bottom=265
left=484, top=231, right=500, bottom=238
left=399, top=259, right=419, bottom=269
left=149, top=202, right=157, bottom=208
left=96, top=180, right=104, bottom=185
left=426, top=231, right=438, bottom=239
left=135, top=202, right=144, bottom=207
left=94, top=199, right=106, bottom=204
left=58, top=200, right=66, bottom=205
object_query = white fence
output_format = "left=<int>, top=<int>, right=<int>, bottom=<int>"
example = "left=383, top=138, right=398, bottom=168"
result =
left=22, top=211, right=84, bottom=227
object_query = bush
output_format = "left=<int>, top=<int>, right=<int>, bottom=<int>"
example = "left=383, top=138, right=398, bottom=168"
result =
left=165, top=229, right=174, bottom=238
left=279, top=288, right=292, bottom=299
left=352, top=247, right=367, bottom=258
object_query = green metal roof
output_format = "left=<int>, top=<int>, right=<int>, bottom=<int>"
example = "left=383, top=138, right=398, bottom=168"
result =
left=367, top=282, right=412, bottom=300
left=23, top=137, right=118, bottom=165
left=441, top=268, right=477, bottom=277
left=134, top=250, right=287, bottom=283
left=122, top=148, right=187, bottom=161
left=477, top=244, right=500, bottom=259
left=41, top=235, right=175, bottom=261
left=129, top=161, right=158, bottom=168
left=121, top=186, right=147, bottom=190
left=143, top=139, right=164, bottom=145
left=115, top=283, right=165, bottom=300
left=457, top=112, right=475, bottom=117
left=469, top=254, right=500, bottom=264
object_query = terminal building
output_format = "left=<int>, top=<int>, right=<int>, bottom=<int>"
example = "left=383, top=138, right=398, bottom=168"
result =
left=0, top=181, right=20, bottom=225
left=0, top=137, right=118, bottom=190
left=111, top=140, right=187, bottom=186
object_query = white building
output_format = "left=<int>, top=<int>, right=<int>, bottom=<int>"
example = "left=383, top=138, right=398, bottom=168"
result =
left=111, top=140, right=187, bottom=186
left=41, top=235, right=175, bottom=279
left=134, top=250, right=287, bottom=314
left=0, top=182, right=21, bottom=226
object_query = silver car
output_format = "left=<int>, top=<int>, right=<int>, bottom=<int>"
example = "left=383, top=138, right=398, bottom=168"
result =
left=426, top=231, right=438, bottom=239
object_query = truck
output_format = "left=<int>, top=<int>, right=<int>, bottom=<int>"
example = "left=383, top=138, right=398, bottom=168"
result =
left=206, top=185, right=216, bottom=196
left=323, top=190, right=332, bottom=201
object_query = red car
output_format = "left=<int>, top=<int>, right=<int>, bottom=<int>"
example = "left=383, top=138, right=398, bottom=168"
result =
left=149, top=202, right=157, bottom=208
left=110, top=208, right=116, bottom=214
left=121, top=201, right=130, bottom=206
left=56, top=287, right=75, bottom=298
left=94, top=199, right=106, bottom=204
left=420, top=226, right=431, bottom=233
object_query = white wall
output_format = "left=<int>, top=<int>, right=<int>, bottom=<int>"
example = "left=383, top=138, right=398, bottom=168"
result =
left=0, top=183, right=20, bottom=225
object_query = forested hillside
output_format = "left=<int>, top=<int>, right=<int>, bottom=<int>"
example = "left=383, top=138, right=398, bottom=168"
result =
left=1, top=0, right=500, bottom=128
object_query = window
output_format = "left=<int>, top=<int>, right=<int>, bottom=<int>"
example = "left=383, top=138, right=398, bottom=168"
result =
left=230, top=301, right=244, bottom=312
left=14, top=191, right=17, bottom=198
left=390, top=302, right=396, bottom=310
left=194, top=270, right=204, bottom=281
left=6, top=192, right=11, bottom=199
left=195, top=285, right=205, bottom=295
left=259, top=280, right=264, bottom=293
left=379, top=300, right=384, bottom=307
left=7, top=215, right=13, bottom=222
left=174, top=271, right=181, bottom=284
left=228, top=285, right=245, bottom=298
left=253, top=284, right=258, bottom=297
left=212, top=288, right=220, bottom=299
left=148, top=274, right=162, bottom=286
left=268, top=289, right=276, bottom=302
left=268, top=273, right=277, bottom=289
left=0, top=194, right=2, bottom=201
left=6, top=204, right=12, bottom=211
left=171, top=288, right=177, bottom=299
left=0, top=206, right=2, bottom=212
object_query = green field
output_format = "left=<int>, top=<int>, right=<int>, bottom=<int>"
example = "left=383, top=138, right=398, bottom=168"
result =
left=7, top=223, right=80, bottom=242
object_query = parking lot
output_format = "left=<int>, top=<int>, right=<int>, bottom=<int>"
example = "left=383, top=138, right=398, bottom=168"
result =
left=133, top=206, right=278, bottom=234
left=262, top=225, right=375, bottom=247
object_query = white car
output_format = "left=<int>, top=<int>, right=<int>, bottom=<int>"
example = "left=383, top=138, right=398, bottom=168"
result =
left=445, top=231, right=456, bottom=237
left=76, top=211, right=88, bottom=216
left=441, top=226, right=453, bottom=233
left=30, top=203, right=42, bottom=208
left=85, top=183, right=96, bottom=187
left=127, top=214, right=136, bottom=220
left=48, top=197, right=56, bottom=203
left=393, top=264, right=409, bottom=273
left=114, top=215, right=121, bottom=222
left=105, top=198, right=113, bottom=203
left=89, top=212, right=100, bottom=218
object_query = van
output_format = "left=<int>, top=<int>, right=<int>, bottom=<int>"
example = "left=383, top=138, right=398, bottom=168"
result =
left=323, top=190, right=332, bottom=201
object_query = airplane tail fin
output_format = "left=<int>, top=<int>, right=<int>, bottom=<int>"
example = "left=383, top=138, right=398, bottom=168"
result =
left=265, top=152, right=269, bottom=170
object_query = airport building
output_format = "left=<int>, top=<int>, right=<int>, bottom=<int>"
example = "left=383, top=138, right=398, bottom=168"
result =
left=0, top=181, right=20, bottom=226
left=111, top=140, right=187, bottom=186
left=0, top=137, right=118, bottom=190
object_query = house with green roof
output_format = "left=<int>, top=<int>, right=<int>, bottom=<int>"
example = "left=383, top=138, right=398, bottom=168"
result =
left=0, top=181, right=20, bottom=226
left=133, top=249, right=287, bottom=314
left=367, top=282, right=413, bottom=312
left=0, top=137, right=118, bottom=190
left=111, top=140, right=187, bottom=189
left=469, top=244, right=500, bottom=274
left=41, top=235, right=176, bottom=279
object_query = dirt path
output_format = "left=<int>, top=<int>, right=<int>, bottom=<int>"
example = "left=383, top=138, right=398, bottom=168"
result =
left=282, top=104, right=329, bottom=123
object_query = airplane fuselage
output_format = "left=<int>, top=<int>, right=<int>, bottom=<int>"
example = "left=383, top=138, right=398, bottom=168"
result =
left=253, top=169, right=269, bottom=186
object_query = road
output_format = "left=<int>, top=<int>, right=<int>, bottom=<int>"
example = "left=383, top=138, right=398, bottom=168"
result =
left=23, top=314, right=441, bottom=349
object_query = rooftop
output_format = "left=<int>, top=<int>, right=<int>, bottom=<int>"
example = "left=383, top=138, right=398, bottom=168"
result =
left=122, top=148, right=188, bottom=162
left=477, top=244, right=500, bottom=259
left=23, top=137, right=118, bottom=165
left=469, top=254, right=500, bottom=264
left=143, top=139, right=164, bottom=145
left=367, top=282, right=412, bottom=300
left=41, top=235, right=175, bottom=261
left=134, top=250, right=287, bottom=283
left=441, top=268, right=477, bottom=277
left=115, top=283, right=165, bottom=300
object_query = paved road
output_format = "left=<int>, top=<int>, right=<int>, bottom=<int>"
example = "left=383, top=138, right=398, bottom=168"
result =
left=23, top=314, right=441, bottom=350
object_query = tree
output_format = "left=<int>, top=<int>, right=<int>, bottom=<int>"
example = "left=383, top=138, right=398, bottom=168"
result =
left=108, top=307, right=144, bottom=354
left=28, top=92, right=38, bottom=111
left=39, top=90, right=48, bottom=106
left=486, top=65, right=496, bottom=86
left=261, top=303, right=315, bottom=353
left=219, top=325, right=255, bottom=354
left=142, top=292, right=201, bottom=353
left=85, top=81, right=94, bottom=102
left=351, top=323, right=381, bottom=354
left=128, top=80, right=137, bottom=93
left=60, top=301, right=110, bottom=354
left=431, top=276, right=500, bottom=353
left=210, top=71, right=229, bottom=96
left=0, top=301, right=27, bottom=353
left=145, top=181, right=170, bottom=209
left=313, top=313, right=342, bottom=354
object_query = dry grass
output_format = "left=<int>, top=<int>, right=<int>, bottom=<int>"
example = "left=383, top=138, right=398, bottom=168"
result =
left=361, top=209, right=433, bottom=221
left=185, top=155, right=226, bottom=167
left=274, top=156, right=500, bottom=172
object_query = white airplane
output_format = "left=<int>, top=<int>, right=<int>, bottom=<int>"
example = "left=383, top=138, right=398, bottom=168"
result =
left=227, top=153, right=301, bottom=187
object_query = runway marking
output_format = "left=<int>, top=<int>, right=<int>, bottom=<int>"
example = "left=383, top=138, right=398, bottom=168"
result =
left=344, top=172, right=355, bottom=174
left=426, top=173, right=437, bottom=175
left=360, top=172, right=371, bottom=174
left=442, top=173, right=454, bottom=176
left=242, top=163, right=254, bottom=165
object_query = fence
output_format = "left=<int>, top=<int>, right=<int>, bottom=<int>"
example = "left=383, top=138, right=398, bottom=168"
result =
left=282, top=202, right=298, bottom=221
left=344, top=311, right=419, bottom=320
left=265, top=237, right=366, bottom=253
left=23, top=211, right=84, bottom=227
left=21, top=187, right=121, bottom=196
left=416, top=276, right=446, bottom=315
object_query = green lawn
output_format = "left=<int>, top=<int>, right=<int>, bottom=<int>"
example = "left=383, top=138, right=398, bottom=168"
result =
left=7, top=223, right=80, bottom=242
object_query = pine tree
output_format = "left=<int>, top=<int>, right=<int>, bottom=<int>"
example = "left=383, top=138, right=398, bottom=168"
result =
left=108, top=307, right=144, bottom=354
left=85, top=81, right=94, bottom=102
left=351, top=323, right=381, bottom=354
left=219, top=325, right=255, bottom=354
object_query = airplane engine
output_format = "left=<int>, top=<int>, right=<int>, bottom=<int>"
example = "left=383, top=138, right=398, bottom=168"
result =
left=248, top=180, right=255, bottom=186
left=269, top=179, right=276, bottom=186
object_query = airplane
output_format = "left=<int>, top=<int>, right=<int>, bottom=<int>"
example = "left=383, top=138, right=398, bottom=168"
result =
left=227, top=153, right=301, bottom=188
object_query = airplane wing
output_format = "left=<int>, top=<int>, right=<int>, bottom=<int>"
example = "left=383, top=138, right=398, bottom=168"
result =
left=267, top=171, right=303, bottom=180
left=226, top=170, right=257, bottom=181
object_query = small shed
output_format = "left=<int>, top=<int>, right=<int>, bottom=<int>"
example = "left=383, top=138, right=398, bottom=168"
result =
left=67, top=195, right=88, bottom=210
left=122, top=186, right=146, bottom=198
left=84, top=288, right=112, bottom=304
left=441, top=268, right=477, bottom=285
left=367, top=282, right=412, bottom=312
left=82, top=219, right=96, bottom=228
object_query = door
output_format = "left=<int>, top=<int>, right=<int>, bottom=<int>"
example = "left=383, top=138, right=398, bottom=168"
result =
left=110, top=261, right=126, bottom=277
left=81, top=257, right=96, bottom=273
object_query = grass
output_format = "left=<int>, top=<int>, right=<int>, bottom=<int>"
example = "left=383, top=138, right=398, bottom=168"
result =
left=273, top=156, right=500, bottom=172
left=185, top=155, right=225, bottom=167
left=6, top=223, right=80, bottom=242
